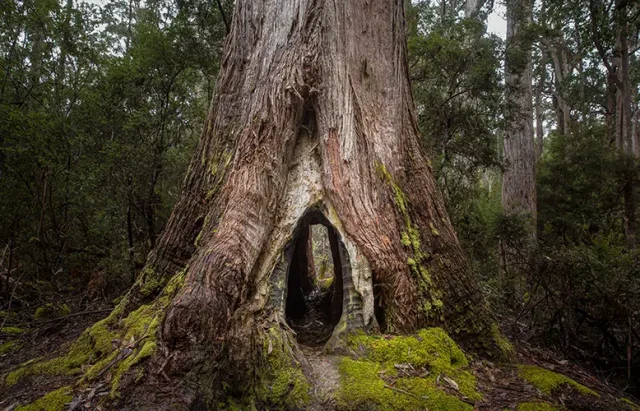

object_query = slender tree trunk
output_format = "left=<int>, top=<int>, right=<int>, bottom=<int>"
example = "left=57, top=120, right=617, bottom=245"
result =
left=48, top=1, right=510, bottom=408
left=127, top=187, right=136, bottom=283
left=464, top=0, right=485, bottom=17
left=550, top=48, right=570, bottom=136
left=502, top=0, right=536, bottom=273
left=614, top=0, right=636, bottom=247
left=534, top=57, right=546, bottom=160
left=305, top=225, right=316, bottom=281
left=607, top=71, right=618, bottom=144
left=590, top=0, right=636, bottom=247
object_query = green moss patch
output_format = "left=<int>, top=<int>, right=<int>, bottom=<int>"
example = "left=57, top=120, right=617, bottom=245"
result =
left=254, top=327, right=312, bottom=409
left=336, top=328, right=480, bottom=410
left=34, top=304, right=70, bottom=320
left=5, top=332, right=96, bottom=386
left=318, top=276, right=334, bottom=290
left=1, top=326, right=27, bottom=334
left=519, top=365, right=598, bottom=397
left=376, top=163, right=443, bottom=318
left=4, top=270, right=185, bottom=394
left=15, top=386, right=73, bottom=411
left=490, top=323, right=515, bottom=358
left=621, top=397, right=640, bottom=410
left=0, top=340, right=22, bottom=355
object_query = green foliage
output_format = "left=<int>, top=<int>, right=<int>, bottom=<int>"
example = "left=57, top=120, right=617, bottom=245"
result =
left=0, top=0, right=226, bottom=300
left=538, top=124, right=625, bottom=241
left=407, top=2, right=504, bottom=231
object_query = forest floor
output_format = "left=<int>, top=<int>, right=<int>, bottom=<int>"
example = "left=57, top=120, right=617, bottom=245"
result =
left=1, top=300, right=640, bottom=410
left=0, top=305, right=111, bottom=410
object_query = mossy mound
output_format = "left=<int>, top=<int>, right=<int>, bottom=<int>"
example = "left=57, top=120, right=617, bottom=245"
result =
left=255, top=327, right=312, bottom=408
left=336, top=328, right=479, bottom=410
left=0, top=326, right=27, bottom=335
left=4, top=303, right=159, bottom=391
left=33, top=303, right=71, bottom=320
left=0, top=340, right=22, bottom=355
left=519, top=365, right=598, bottom=397
left=3, top=269, right=186, bottom=401
left=14, top=386, right=72, bottom=411
left=216, top=326, right=312, bottom=411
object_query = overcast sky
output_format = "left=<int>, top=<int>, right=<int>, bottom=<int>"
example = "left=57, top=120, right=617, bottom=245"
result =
left=486, top=3, right=507, bottom=39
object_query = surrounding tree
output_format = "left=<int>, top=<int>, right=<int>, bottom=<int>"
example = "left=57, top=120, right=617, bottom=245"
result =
left=501, top=0, right=536, bottom=294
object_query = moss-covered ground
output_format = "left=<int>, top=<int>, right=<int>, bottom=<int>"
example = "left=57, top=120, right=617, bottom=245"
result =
left=518, top=365, right=598, bottom=397
left=0, top=340, right=22, bottom=355
left=2, top=268, right=187, bottom=409
left=254, top=327, right=312, bottom=408
left=14, top=386, right=73, bottom=411
left=2, top=292, right=639, bottom=410
left=336, top=328, right=480, bottom=410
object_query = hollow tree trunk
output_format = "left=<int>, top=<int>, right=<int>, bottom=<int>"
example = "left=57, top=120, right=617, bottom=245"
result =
left=98, top=0, right=508, bottom=407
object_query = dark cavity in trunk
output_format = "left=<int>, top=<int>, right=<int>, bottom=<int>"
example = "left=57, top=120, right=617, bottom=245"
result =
left=285, top=213, right=344, bottom=347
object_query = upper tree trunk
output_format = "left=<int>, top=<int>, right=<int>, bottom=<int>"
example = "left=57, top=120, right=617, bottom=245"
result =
left=64, top=0, right=510, bottom=407
left=614, top=0, right=636, bottom=247
left=534, top=56, right=546, bottom=161
left=591, top=0, right=636, bottom=248
left=502, top=0, right=535, bottom=276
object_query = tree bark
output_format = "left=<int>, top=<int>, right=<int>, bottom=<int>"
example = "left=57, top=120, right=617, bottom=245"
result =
left=501, top=0, right=535, bottom=298
left=614, top=0, right=636, bottom=247
left=70, top=0, right=509, bottom=407
left=503, top=0, right=535, bottom=219
left=534, top=56, right=546, bottom=160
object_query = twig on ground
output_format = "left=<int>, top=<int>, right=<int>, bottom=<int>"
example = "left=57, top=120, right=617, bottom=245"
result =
left=384, top=384, right=424, bottom=400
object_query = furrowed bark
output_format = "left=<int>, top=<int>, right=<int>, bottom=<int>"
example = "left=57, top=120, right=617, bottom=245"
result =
left=502, top=0, right=536, bottom=284
left=80, top=0, right=511, bottom=407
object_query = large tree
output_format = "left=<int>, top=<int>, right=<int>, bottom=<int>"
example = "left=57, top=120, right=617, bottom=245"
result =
left=501, top=0, right=536, bottom=281
left=5, top=0, right=509, bottom=408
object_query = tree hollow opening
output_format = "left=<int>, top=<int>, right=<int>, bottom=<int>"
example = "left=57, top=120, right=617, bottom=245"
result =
left=285, top=217, right=344, bottom=347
